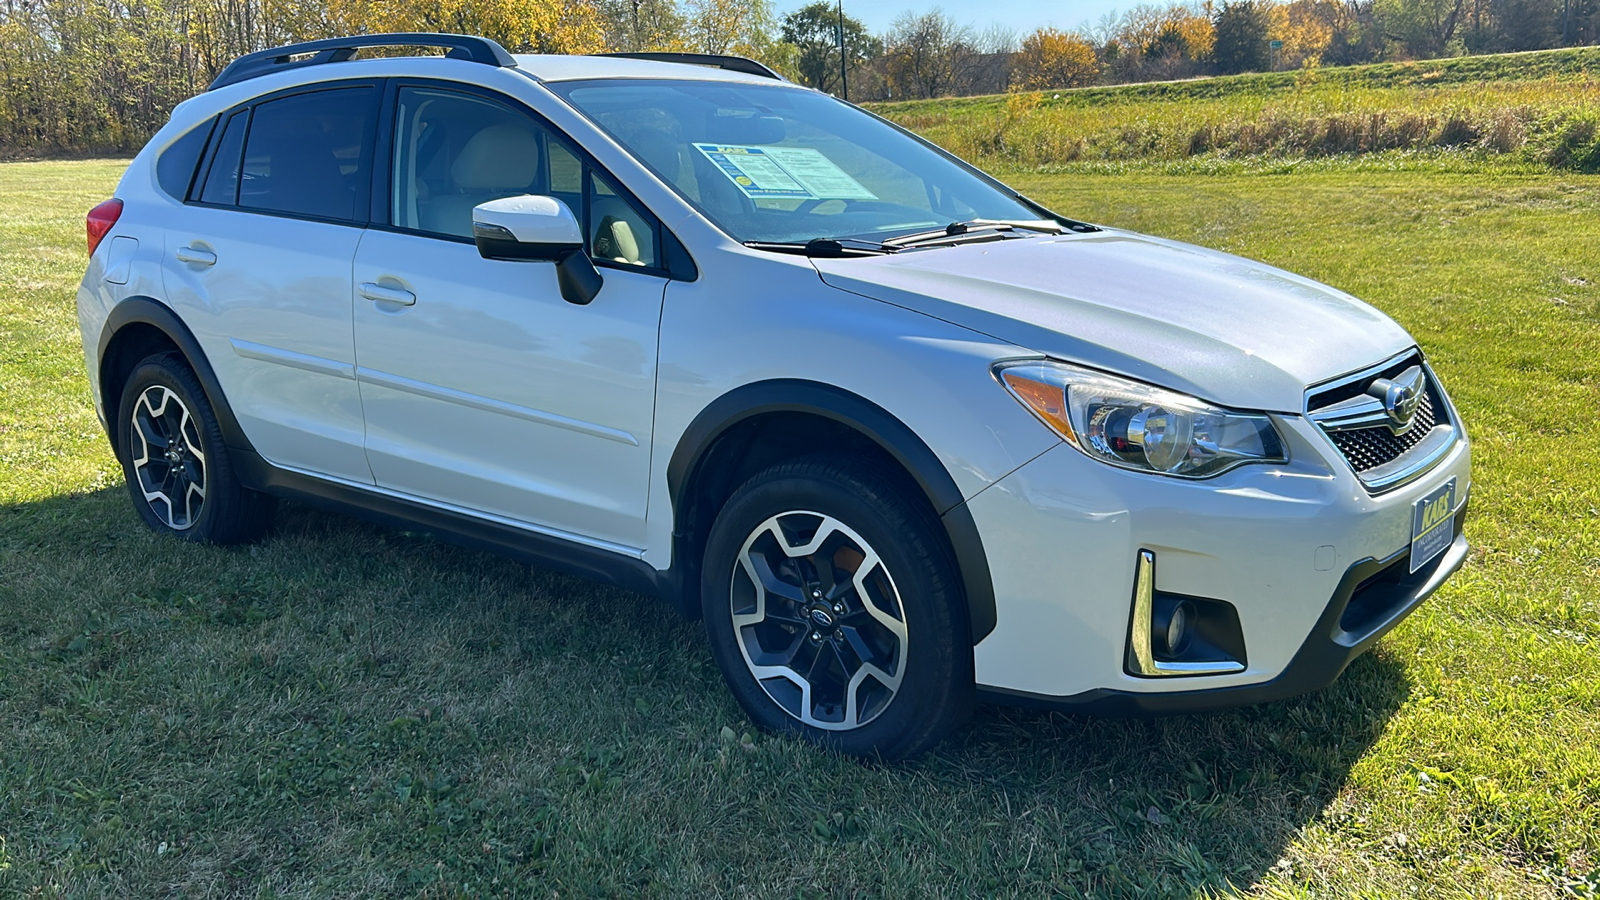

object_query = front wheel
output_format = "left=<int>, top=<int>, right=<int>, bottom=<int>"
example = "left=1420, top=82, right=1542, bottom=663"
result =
left=115, top=352, right=275, bottom=544
left=701, top=457, right=973, bottom=760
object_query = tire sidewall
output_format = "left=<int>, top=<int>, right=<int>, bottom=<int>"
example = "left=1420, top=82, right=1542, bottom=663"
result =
left=701, top=463, right=966, bottom=758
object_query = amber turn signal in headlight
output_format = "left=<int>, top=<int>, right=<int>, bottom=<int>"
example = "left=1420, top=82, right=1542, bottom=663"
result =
left=993, top=359, right=1286, bottom=478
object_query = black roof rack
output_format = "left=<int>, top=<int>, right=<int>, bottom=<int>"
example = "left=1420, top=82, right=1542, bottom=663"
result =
left=594, top=52, right=784, bottom=81
left=209, top=33, right=517, bottom=91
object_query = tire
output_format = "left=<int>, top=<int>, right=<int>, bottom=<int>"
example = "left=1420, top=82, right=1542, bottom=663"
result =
left=701, top=456, right=974, bottom=760
left=115, top=352, right=275, bottom=544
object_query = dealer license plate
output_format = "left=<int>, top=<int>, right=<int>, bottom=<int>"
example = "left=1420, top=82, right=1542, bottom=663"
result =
left=1410, top=478, right=1457, bottom=573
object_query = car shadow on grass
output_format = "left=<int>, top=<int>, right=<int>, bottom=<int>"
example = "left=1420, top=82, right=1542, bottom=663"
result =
left=936, top=654, right=1413, bottom=894
left=3, top=489, right=1414, bottom=898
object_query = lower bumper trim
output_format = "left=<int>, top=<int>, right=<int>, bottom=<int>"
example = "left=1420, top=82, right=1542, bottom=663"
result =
left=979, top=505, right=1469, bottom=716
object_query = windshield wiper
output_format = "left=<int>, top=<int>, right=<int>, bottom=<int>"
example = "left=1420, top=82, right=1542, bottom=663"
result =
left=743, top=237, right=895, bottom=258
left=881, top=219, right=1069, bottom=249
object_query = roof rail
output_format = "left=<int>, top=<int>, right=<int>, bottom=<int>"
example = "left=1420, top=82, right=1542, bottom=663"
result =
left=594, top=52, right=784, bottom=81
left=209, top=33, right=517, bottom=92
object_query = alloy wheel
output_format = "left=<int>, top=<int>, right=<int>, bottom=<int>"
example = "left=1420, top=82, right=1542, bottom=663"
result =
left=128, top=385, right=207, bottom=530
left=729, top=511, right=908, bottom=730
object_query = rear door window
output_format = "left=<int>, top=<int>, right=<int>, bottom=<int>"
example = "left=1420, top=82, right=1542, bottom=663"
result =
left=237, top=87, right=377, bottom=222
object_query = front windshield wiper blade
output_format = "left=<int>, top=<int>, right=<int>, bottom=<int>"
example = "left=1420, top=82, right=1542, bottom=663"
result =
left=881, top=219, right=1070, bottom=249
left=743, top=238, right=896, bottom=258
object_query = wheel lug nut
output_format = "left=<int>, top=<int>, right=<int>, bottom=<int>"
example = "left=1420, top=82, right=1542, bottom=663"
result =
left=833, top=604, right=843, bottom=614
left=811, top=632, right=821, bottom=642
left=811, top=589, right=822, bottom=599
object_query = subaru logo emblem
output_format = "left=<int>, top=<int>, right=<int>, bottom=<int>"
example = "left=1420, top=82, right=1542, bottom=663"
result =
left=1365, top=366, right=1425, bottom=433
left=810, top=608, right=835, bottom=629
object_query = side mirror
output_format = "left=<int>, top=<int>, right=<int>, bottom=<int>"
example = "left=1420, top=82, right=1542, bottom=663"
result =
left=472, top=195, right=603, bottom=305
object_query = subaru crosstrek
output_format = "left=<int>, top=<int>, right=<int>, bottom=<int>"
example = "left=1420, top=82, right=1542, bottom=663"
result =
left=77, top=34, right=1470, bottom=759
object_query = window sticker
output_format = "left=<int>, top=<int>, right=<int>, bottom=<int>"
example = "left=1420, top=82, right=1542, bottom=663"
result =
left=693, top=144, right=877, bottom=201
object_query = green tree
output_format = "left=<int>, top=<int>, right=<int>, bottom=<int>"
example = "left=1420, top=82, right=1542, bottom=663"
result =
left=780, top=1, right=879, bottom=94
left=1213, top=0, right=1272, bottom=72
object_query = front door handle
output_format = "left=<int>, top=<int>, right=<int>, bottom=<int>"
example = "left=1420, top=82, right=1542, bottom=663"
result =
left=175, top=245, right=217, bottom=266
left=358, top=282, right=416, bottom=306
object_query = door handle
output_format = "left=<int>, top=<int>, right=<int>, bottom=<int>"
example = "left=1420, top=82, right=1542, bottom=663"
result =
left=175, top=245, right=217, bottom=266
left=358, top=282, right=416, bottom=306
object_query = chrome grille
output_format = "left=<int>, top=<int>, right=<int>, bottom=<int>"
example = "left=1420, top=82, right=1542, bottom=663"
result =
left=1306, top=351, right=1457, bottom=492
left=1326, top=380, right=1439, bottom=472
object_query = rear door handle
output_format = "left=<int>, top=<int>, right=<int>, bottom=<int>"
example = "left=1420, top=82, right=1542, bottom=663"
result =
left=175, top=245, right=216, bottom=266
left=358, top=282, right=416, bottom=306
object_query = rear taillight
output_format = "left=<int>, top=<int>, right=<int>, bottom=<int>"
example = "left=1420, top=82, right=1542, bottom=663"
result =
left=87, top=198, right=123, bottom=255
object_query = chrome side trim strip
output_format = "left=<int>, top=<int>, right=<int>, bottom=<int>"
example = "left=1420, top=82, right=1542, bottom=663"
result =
left=355, top=366, right=640, bottom=446
left=230, top=338, right=355, bottom=379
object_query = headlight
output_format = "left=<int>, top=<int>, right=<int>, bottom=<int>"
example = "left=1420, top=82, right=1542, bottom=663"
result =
left=994, top=359, right=1286, bottom=478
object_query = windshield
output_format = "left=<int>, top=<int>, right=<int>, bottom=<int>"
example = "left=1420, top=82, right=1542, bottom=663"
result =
left=547, top=79, right=1048, bottom=245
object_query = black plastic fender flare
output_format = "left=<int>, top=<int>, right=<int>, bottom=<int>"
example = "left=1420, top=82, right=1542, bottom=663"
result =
left=666, top=379, right=997, bottom=642
left=96, top=296, right=256, bottom=459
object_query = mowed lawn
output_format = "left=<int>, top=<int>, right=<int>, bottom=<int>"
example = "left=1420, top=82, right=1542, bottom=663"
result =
left=2, top=157, right=1597, bottom=899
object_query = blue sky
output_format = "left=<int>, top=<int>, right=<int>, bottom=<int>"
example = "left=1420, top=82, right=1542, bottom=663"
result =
left=774, top=0, right=1133, bottom=39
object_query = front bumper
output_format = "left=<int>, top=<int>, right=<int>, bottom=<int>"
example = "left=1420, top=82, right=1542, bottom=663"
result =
left=979, top=505, right=1467, bottom=714
left=965, top=413, right=1471, bottom=702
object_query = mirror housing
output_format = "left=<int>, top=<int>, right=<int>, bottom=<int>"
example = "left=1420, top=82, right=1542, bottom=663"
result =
left=472, top=195, right=603, bottom=305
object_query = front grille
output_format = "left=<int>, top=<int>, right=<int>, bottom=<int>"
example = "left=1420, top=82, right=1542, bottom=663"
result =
left=1306, top=351, right=1457, bottom=492
left=1326, top=380, right=1440, bottom=473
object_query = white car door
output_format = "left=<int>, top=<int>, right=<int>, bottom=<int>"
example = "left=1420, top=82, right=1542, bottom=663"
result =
left=161, top=84, right=379, bottom=484
left=351, top=84, right=666, bottom=551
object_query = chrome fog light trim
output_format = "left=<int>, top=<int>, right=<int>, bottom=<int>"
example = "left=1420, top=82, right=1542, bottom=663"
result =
left=1127, top=550, right=1247, bottom=678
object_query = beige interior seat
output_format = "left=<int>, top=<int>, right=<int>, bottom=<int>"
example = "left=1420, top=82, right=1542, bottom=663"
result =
left=591, top=196, right=646, bottom=265
left=419, top=124, right=541, bottom=237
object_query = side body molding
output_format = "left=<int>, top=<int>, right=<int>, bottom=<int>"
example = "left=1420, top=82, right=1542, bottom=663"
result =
left=96, top=296, right=257, bottom=459
left=666, top=379, right=998, bottom=642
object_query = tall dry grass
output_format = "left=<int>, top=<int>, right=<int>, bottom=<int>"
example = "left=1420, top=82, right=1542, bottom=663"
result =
left=873, top=50, right=1600, bottom=173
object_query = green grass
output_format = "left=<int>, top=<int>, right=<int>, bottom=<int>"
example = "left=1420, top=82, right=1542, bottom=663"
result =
left=3, top=157, right=1599, bottom=898
left=871, top=47, right=1600, bottom=175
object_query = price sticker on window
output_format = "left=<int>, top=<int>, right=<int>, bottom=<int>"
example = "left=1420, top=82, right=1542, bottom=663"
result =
left=694, top=144, right=876, bottom=201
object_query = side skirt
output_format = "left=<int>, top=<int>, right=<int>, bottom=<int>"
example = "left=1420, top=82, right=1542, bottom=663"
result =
left=231, top=449, right=668, bottom=601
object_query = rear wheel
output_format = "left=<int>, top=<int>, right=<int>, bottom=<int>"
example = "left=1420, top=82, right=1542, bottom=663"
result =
left=701, top=456, right=973, bottom=760
left=115, top=352, right=274, bottom=544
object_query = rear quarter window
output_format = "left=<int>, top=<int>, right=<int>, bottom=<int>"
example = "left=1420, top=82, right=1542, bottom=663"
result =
left=155, top=117, right=217, bottom=200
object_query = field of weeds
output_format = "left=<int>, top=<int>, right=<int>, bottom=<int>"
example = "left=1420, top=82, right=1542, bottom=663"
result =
left=875, top=47, right=1600, bottom=173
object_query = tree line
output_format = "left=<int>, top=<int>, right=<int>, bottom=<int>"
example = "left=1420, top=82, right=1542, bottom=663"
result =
left=811, top=0, right=1600, bottom=100
left=1, top=0, right=1597, bottom=156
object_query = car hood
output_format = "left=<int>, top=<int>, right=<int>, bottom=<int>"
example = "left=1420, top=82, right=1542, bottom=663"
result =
left=810, top=230, right=1414, bottom=413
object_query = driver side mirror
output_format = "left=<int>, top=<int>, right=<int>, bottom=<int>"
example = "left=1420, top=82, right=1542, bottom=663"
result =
left=472, top=195, right=603, bottom=305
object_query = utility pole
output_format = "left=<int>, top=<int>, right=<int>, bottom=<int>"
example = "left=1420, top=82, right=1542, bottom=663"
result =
left=837, top=0, right=849, bottom=101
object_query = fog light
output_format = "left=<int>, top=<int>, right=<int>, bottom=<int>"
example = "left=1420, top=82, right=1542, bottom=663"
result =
left=1126, top=550, right=1247, bottom=677
left=1154, top=599, right=1195, bottom=657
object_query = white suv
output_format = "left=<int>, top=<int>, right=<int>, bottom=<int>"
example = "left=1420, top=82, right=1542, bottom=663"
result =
left=78, top=34, right=1470, bottom=759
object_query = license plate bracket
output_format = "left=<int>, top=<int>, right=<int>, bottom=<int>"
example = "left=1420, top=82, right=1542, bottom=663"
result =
left=1409, top=478, right=1457, bottom=573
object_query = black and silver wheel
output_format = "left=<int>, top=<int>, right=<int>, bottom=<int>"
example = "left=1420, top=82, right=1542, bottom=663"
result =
left=116, top=352, right=274, bottom=544
left=702, top=457, right=973, bottom=760
left=127, top=381, right=207, bottom=530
